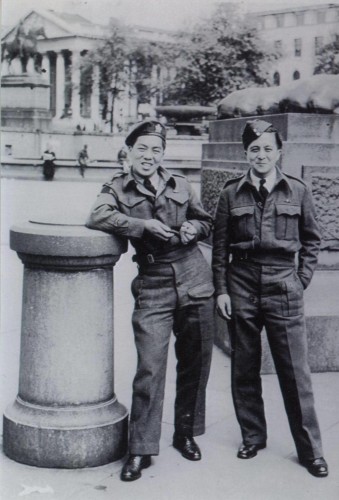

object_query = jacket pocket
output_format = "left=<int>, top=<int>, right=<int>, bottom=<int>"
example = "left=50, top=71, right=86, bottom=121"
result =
left=230, top=205, right=255, bottom=241
left=119, top=195, right=147, bottom=216
left=187, top=282, right=215, bottom=299
left=275, top=204, right=300, bottom=240
left=165, top=191, right=189, bottom=227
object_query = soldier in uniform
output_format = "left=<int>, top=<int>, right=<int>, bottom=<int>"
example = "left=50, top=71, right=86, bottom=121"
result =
left=86, top=119, right=215, bottom=481
left=212, top=119, right=328, bottom=478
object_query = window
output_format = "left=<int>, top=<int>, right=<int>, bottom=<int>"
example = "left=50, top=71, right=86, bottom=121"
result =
left=296, top=12, right=305, bottom=26
left=315, top=36, right=324, bottom=55
left=293, top=70, right=300, bottom=80
left=273, top=72, right=280, bottom=86
left=294, top=38, right=302, bottom=57
left=274, top=40, right=282, bottom=51
left=276, top=14, right=284, bottom=28
left=316, top=10, right=326, bottom=24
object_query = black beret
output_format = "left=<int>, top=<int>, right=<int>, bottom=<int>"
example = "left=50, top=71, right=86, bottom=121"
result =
left=125, top=119, right=166, bottom=147
left=242, top=119, right=273, bottom=150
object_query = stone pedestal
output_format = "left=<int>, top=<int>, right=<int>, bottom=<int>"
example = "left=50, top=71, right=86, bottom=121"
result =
left=201, top=113, right=339, bottom=373
left=1, top=74, right=52, bottom=131
left=3, top=219, right=129, bottom=468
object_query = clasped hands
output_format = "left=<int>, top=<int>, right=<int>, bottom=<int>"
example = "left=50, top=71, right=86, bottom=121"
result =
left=144, top=219, right=197, bottom=245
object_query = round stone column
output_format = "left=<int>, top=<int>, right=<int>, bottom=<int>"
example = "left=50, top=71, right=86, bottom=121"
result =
left=3, top=219, right=128, bottom=468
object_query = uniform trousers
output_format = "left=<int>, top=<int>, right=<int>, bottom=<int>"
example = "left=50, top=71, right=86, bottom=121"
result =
left=129, top=252, right=214, bottom=456
left=227, top=259, right=323, bottom=462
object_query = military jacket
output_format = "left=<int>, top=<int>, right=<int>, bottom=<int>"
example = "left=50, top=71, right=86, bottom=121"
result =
left=212, top=167, right=321, bottom=295
left=86, top=166, right=213, bottom=257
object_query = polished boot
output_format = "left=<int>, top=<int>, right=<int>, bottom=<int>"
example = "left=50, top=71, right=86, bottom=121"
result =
left=237, top=443, right=266, bottom=459
left=300, top=457, right=328, bottom=478
left=173, top=434, right=201, bottom=461
left=120, top=455, right=152, bottom=482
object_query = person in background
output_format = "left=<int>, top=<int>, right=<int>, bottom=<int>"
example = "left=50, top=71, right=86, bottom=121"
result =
left=212, top=119, right=328, bottom=478
left=77, top=144, right=89, bottom=178
left=42, top=144, right=56, bottom=181
left=117, top=146, right=129, bottom=172
left=86, top=119, right=215, bottom=482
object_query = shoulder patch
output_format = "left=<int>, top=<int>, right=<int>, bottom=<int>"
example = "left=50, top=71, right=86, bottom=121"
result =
left=111, top=170, right=126, bottom=181
left=101, top=185, right=113, bottom=194
left=223, top=175, right=244, bottom=189
left=284, top=173, right=307, bottom=186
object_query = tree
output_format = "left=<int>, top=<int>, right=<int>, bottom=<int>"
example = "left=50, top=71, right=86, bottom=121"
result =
left=314, top=40, right=339, bottom=75
left=165, top=4, right=278, bottom=106
left=81, top=20, right=174, bottom=131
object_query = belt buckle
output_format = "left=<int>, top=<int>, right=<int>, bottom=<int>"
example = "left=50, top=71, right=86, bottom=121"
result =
left=146, top=254, right=155, bottom=264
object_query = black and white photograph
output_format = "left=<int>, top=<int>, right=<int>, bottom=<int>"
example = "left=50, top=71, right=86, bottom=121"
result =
left=1, top=0, right=339, bottom=498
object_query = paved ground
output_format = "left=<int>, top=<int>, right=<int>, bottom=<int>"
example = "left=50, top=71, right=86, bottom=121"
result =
left=1, top=178, right=339, bottom=500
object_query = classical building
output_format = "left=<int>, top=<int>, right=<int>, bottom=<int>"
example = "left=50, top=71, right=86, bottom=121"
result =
left=253, top=2, right=339, bottom=86
left=1, top=9, right=173, bottom=132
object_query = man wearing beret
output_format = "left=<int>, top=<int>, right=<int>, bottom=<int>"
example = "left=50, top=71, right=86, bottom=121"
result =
left=87, top=119, right=215, bottom=481
left=212, top=119, right=328, bottom=478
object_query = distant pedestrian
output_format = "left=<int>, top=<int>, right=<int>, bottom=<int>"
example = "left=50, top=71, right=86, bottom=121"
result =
left=77, top=145, right=89, bottom=178
left=117, top=146, right=129, bottom=172
left=42, top=146, right=56, bottom=181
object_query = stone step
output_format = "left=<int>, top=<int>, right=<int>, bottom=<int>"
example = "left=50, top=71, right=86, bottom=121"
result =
left=209, top=113, right=339, bottom=143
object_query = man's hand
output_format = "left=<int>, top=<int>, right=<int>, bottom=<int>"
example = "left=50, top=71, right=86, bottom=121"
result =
left=144, top=219, right=175, bottom=241
left=216, top=294, right=232, bottom=320
left=180, top=221, right=197, bottom=245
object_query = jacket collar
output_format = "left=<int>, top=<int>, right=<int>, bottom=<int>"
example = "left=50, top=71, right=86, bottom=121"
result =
left=236, top=166, right=292, bottom=193
left=122, top=165, right=176, bottom=190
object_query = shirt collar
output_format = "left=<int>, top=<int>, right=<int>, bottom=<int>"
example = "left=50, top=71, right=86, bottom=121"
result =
left=122, top=165, right=176, bottom=190
left=236, top=166, right=292, bottom=193
left=250, top=167, right=276, bottom=193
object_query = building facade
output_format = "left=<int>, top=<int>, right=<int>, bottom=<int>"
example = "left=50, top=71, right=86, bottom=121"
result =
left=1, top=9, right=172, bottom=132
left=254, top=3, right=339, bottom=86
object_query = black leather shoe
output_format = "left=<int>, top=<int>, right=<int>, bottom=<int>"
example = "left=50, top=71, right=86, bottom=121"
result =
left=300, top=457, right=328, bottom=478
left=173, top=435, right=201, bottom=461
left=120, top=455, right=151, bottom=482
left=237, top=443, right=266, bottom=459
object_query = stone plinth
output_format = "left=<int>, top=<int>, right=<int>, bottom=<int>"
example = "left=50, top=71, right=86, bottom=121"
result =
left=1, top=74, right=51, bottom=131
left=3, top=219, right=129, bottom=468
left=202, top=113, right=339, bottom=373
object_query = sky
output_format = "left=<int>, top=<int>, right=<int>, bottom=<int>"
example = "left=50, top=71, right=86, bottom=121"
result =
left=1, top=0, right=338, bottom=31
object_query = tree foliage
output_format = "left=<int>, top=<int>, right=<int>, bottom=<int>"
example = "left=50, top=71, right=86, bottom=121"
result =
left=165, top=4, right=278, bottom=106
left=81, top=19, right=173, bottom=130
left=314, top=40, right=339, bottom=75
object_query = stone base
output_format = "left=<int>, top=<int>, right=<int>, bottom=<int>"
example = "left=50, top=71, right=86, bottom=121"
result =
left=1, top=74, right=51, bottom=131
left=3, top=396, right=128, bottom=468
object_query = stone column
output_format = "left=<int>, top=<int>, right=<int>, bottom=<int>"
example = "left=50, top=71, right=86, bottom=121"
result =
left=71, top=51, right=81, bottom=123
left=26, top=57, right=35, bottom=75
left=3, top=219, right=128, bottom=468
left=56, top=51, right=65, bottom=118
left=91, top=64, right=101, bottom=125
left=150, top=64, right=158, bottom=108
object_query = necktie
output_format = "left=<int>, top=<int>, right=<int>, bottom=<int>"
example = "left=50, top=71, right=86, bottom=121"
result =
left=144, top=178, right=157, bottom=195
left=259, top=178, right=269, bottom=202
